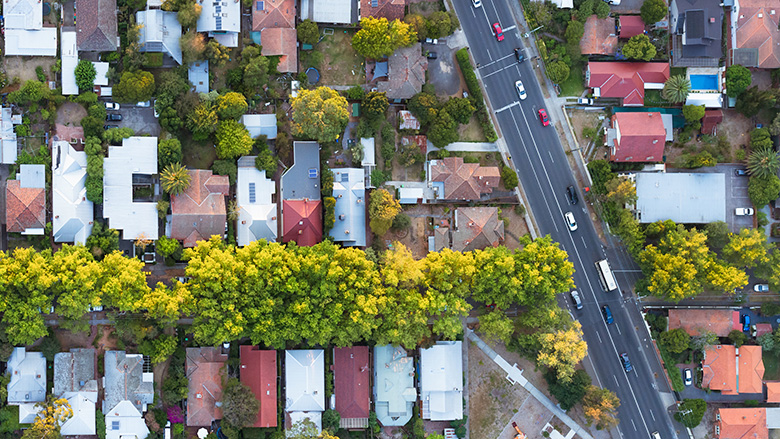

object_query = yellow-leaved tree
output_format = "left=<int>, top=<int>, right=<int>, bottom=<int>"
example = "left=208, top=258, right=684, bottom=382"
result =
left=537, top=321, right=587, bottom=383
left=22, top=397, right=73, bottom=439
left=582, top=386, right=620, bottom=430
left=290, top=87, right=349, bottom=143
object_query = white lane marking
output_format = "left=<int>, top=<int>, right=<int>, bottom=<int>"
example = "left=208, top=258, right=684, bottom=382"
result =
left=478, top=52, right=515, bottom=69
left=613, top=269, right=643, bottom=273
left=613, top=375, right=620, bottom=387
left=596, top=330, right=602, bottom=343
left=482, top=63, right=523, bottom=79
left=495, top=101, right=520, bottom=113
left=503, top=25, right=516, bottom=32
left=631, top=420, right=637, bottom=431
left=650, top=410, right=656, bottom=422
left=581, top=236, right=588, bottom=248
left=548, top=150, right=554, bottom=162
left=615, top=323, right=622, bottom=335
left=634, top=368, right=639, bottom=378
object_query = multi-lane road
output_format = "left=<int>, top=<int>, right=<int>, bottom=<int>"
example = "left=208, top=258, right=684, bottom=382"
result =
left=449, top=1, right=679, bottom=437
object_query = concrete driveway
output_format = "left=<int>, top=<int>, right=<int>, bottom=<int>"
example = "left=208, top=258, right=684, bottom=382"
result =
left=424, top=40, right=461, bottom=97
left=608, top=0, right=645, bottom=14
left=109, top=105, right=160, bottom=136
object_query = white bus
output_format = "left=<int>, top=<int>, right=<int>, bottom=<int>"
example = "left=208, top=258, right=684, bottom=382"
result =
left=595, top=259, right=617, bottom=292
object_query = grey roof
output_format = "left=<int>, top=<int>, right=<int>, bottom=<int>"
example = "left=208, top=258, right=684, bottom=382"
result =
left=189, top=61, right=210, bottom=94
left=240, top=114, right=278, bottom=139
left=76, top=0, right=119, bottom=51
left=7, top=347, right=46, bottom=405
left=54, top=349, right=98, bottom=397
left=281, top=141, right=321, bottom=201
left=373, top=345, right=415, bottom=427
left=300, top=0, right=353, bottom=24
left=136, top=10, right=182, bottom=64
left=19, top=164, right=45, bottom=188
left=672, top=0, right=722, bottom=59
left=103, top=351, right=154, bottom=414
left=330, top=168, right=366, bottom=247
left=635, top=172, right=725, bottom=224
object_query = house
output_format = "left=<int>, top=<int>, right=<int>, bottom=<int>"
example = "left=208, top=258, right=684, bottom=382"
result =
left=668, top=309, right=740, bottom=337
left=252, top=0, right=297, bottom=73
left=93, top=62, right=110, bottom=86
left=3, top=0, right=57, bottom=56
left=186, top=347, right=228, bottom=427
left=137, top=9, right=183, bottom=65
left=0, top=107, right=19, bottom=164
left=447, top=207, right=504, bottom=252
left=105, top=401, right=150, bottom=439
left=398, top=111, right=421, bottom=130
left=670, top=0, right=722, bottom=66
left=6, top=164, right=46, bottom=235
left=76, top=0, right=119, bottom=51
left=330, top=168, right=366, bottom=247
left=52, top=140, right=94, bottom=245
left=61, top=32, right=79, bottom=96
left=619, top=15, right=645, bottom=39
left=359, top=0, right=406, bottom=20
left=767, top=382, right=780, bottom=403
left=240, top=346, right=277, bottom=428
left=196, top=0, right=241, bottom=47
left=300, top=0, right=354, bottom=24
left=703, top=345, right=764, bottom=395
left=702, top=109, right=724, bottom=134
left=731, top=0, right=780, bottom=69
left=634, top=172, right=726, bottom=224
left=361, top=137, right=376, bottom=188
left=189, top=61, right=210, bottom=94
left=237, top=156, right=278, bottom=246
left=581, top=16, right=617, bottom=56
left=587, top=62, right=670, bottom=106
left=374, top=345, right=416, bottom=427
left=170, top=169, right=230, bottom=247
left=7, top=348, right=46, bottom=423
left=714, top=407, right=780, bottom=438
left=399, top=187, right=424, bottom=204
left=103, top=351, right=152, bottom=439
left=419, top=341, right=463, bottom=421
left=334, top=347, right=370, bottom=429
left=378, top=44, right=428, bottom=100
left=241, top=114, right=278, bottom=139
left=606, top=112, right=666, bottom=162
left=281, top=142, right=322, bottom=246
left=285, top=350, right=325, bottom=434
left=428, top=157, right=500, bottom=201
left=103, top=137, right=158, bottom=240
left=54, top=349, right=98, bottom=436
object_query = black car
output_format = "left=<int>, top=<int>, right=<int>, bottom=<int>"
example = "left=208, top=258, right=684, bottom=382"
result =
left=106, top=113, right=122, bottom=121
left=426, top=52, right=438, bottom=59
left=567, top=185, right=578, bottom=205
left=514, top=48, right=525, bottom=63
left=620, top=353, right=632, bottom=372
left=735, top=169, right=748, bottom=176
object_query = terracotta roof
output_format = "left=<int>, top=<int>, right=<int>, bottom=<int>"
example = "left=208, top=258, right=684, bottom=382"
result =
left=171, top=170, right=229, bottom=248
left=610, top=112, right=666, bottom=162
left=377, top=43, right=428, bottom=100
left=756, top=323, right=773, bottom=337
left=703, top=345, right=737, bottom=394
left=186, top=347, right=228, bottom=427
left=738, top=345, right=764, bottom=394
left=451, top=207, right=504, bottom=252
left=6, top=179, right=45, bottom=233
left=334, top=346, right=370, bottom=422
left=702, top=109, right=723, bottom=135
left=581, top=16, right=618, bottom=55
left=261, top=28, right=298, bottom=73
left=76, top=0, right=118, bottom=51
left=619, top=15, right=645, bottom=39
left=588, top=62, right=670, bottom=105
left=52, top=124, right=85, bottom=150
left=252, top=0, right=295, bottom=31
left=735, top=0, right=780, bottom=69
left=429, top=157, right=500, bottom=201
left=240, top=346, right=277, bottom=428
left=359, top=0, right=406, bottom=20
left=716, top=408, right=767, bottom=439
left=766, top=382, right=780, bottom=402
left=668, top=309, right=739, bottom=337
left=282, top=199, right=322, bottom=246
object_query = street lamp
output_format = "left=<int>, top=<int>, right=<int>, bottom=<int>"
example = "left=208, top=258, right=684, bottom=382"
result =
left=523, top=25, right=544, bottom=38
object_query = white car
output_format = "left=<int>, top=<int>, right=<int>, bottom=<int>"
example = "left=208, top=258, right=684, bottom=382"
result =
left=472, top=0, right=482, bottom=6
left=105, top=102, right=120, bottom=110
left=565, top=211, right=577, bottom=231
left=754, top=284, right=770, bottom=292
left=137, top=101, right=151, bottom=107
left=736, top=207, right=754, bottom=216
left=515, top=80, right=527, bottom=100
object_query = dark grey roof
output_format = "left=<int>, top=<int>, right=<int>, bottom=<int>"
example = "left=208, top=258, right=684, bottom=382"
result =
left=675, top=0, right=723, bottom=59
left=281, top=141, right=321, bottom=201
left=733, top=48, right=759, bottom=67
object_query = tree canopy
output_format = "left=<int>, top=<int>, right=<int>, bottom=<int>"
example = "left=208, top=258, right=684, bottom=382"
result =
left=290, top=87, right=350, bottom=143
left=215, top=120, right=254, bottom=159
left=622, top=34, right=656, bottom=61
left=640, top=0, right=667, bottom=24
left=75, top=59, right=97, bottom=91
left=113, top=70, right=155, bottom=103
left=725, top=65, right=752, bottom=97
left=352, top=17, right=417, bottom=59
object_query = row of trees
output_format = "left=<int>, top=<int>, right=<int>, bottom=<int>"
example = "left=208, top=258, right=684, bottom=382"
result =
left=407, top=92, right=475, bottom=147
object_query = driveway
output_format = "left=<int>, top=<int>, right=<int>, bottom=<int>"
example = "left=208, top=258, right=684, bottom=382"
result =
left=424, top=40, right=461, bottom=97
left=110, top=105, right=160, bottom=136
left=608, top=0, right=645, bottom=14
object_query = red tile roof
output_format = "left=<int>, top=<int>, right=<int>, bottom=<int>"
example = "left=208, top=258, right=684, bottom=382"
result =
left=429, top=157, right=500, bottom=201
left=738, top=345, right=764, bottom=394
left=360, top=0, right=406, bottom=20
left=240, top=346, right=277, bottom=428
left=736, top=0, right=780, bottom=69
left=668, top=309, right=739, bottom=337
left=581, top=16, right=618, bottom=55
left=334, top=346, right=370, bottom=421
left=6, top=180, right=45, bottom=233
left=261, top=28, right=298, bottom=73
left=252, top=0, right=295, bottom=31
left=282, top=199, right=322, bottom=246
left=451, top=207, right=504, bottom=252
left=756, top=323, right=773, bottom=337
left=588, top=62, right=670, bottom=105
left=619, top=15, right=645, bottom=39
left=171, top=170, right=230, bottom=248
left=702, top=109, right=723, bottom=135
left=716, top=408, right=767, bottom=439
left=610, top=112, right=666, bottom=162
left=186, top=347, right=228, bottom=427
left=766, top=382, right=780, bottom=402
left=703, top=345, right=737, bottom=394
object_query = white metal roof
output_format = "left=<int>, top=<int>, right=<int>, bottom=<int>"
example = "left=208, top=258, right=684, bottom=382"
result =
left=373, top=345, right=415, bottom=426
left=635, top=172, right=726, bottom=224
left=61, top=392, right=97, bottom=436
left=419, top=341, right=463, bottom=421
left=93, top=62, right=110, bottom=86
left=236, top=157, right=277, bottom=246
left=240, top=114, right=278, bottom=139
left=61, top=32, right=79, bottom=95
left=285, top=350, right=325, bottom=413
left=360, top=138, right=375, bottom=167
left=136, top=10, right=183, bottom=65
left=0, top=107, right=17, bottom=164
left=52, top=140, right=94, bottom=244
left=7, top=348, right=46, bottom=406
left=4, top=28, right=57, bottom=56
left=330, top=168, right=366, bottom=247
left=196, top=0, right=241, bottom=47
left=105, top=401, right=150, bottom=439
left=300, top=0, right=352, bottom=23
left=686, top=92, right=724, bottom=108
left=189, top=61, right=209, bottom=94
left=3, top=0, right=42, bottom=29
left=399, top=187, right=424, bottom=204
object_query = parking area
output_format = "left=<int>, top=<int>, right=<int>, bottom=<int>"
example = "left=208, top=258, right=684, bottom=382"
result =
left=424, top=40, right=462, bottom=97
left=104, top=102, right=160, bottom=136
left=608, top=0, right=644, bottom=14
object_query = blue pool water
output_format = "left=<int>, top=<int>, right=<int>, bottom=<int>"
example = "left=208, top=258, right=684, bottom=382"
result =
left=690, top=74, right=718, bottom=91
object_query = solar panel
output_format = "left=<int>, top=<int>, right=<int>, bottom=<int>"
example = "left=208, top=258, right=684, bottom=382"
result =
left=215, top=3, right=222, bottom=30
left=249, top=182, right=256, bottom=203
left=256, top=0, right=263, bottom=10
left=371, top=0, right=378, bottom=6
left=309, top=168, right=318, bottom=178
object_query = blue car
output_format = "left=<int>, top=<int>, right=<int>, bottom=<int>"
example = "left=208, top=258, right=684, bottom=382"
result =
left=620, top=353, right=632, bottom=372
left=743, top=315, right=751, bottom=333
left=602, top=305, right=613, bottom=324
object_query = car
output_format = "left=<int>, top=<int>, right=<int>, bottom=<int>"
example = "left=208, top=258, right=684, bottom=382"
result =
left=754, top=284, right=770, bottom=292
left=105, top=102, right=120, bottom=110
left=620, top=353, right=632, bottom=372
left=736, top=207, right=754, bottom=216
left=570, top=290, right=583, bottom=310
left=153, top=102, right=159, bottom=118
left=684, top=368, right=693, bottom=386
left=425, top=38, right=438, bottom=44
left=601, top=305, right=613, bottom=324
left=577, top=98, right=594, bottom=105
left=137, top=101, right=152, bottom=107
left=567, top=185, right=579, bottom=205
left=735, top=169, right=748, bottom=176
left=106, top=113, right=122, bottom=121
left=514, top=48, right=525, bottom=63
left=751, top=324, right=758, bottom=337
left=104, top=125, right=117, bottom=130
left=742, top=314, right=751, bottom=333
left=426, top=51, right=438, bottom=59
left=492, top=23, right=504, bottom=41
left=538, top=108, right=550, bottom=126
left=651, top=432, right=661, bottom=439
left=604, top=0, right=621, bottom=4
left=88, top=304, right=104, bottom=312
left=564, top=211, right=577, bottom=231
left=472, top=0, right=482, bottom=7
left=515, top=80, right=527, bottom=100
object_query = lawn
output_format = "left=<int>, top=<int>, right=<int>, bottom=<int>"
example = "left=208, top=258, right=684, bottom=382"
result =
left=765, top=352, right=780, bottom=380
left=457, top=115, right=487, bottom=142
left=314, top=30, right=365, bottom=86
left=180, top=132, right=217, bottom=170
left=644, top=89, right=673, bottom=107
left=558, top=63, right=584, bottom=97
left=671, top=67, right=687, bottom=77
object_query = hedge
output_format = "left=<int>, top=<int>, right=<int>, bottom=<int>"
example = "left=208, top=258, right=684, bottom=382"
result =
left=455, top=48, right=498, bottom=142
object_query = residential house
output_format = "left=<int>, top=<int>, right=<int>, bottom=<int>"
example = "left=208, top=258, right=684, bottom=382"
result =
left=103, top=351, right=153, bottom=439
left=670, top=0, right=722, bottom=66
left=0, top=107, right=19, bottom=164
left=581, top=16, right=617, bottom=56
left=731, top=0, right=780, bottom=69
left=3, top=0, right=57, bottom=56
left=378, top=44, right=428, bottom=100
left=606, top=112, right=667, bottom=162
left=285, top=350, right=325, bottom=433
left=54, top=349, right=98, bottom=436
left=103, top=137, right=158, bottom=240
left=419, top=341, right=463, bottom=421
left=196, top=0, right=241, bottom=47
left=137, top=9, right=183, bottom=65
left=587, top=62, right=670, bottom=106
left=703, top=345, right=764, bottom=395
left=241, top=114, right=278, bottom=139
left=237, top=156, right=278, bottom=246
left=170, top=169, right=230, bottom=247
left=281, top=142, right=322, bottom=246
left=330, top=168, right=366, bottom=247
left=52, top=140, right=94, bottom=245
left=186, top=347, right=228, bottom=427
left=62, top=32, right=79, bottom=96
left=428, top=157, right=500, bottom=202
left=240, top=346, right=277, bottom=428
left=767, top=382, right=780, bottom=403
left=300, top=0, right=355, bottom=24
left=398, top=111, right=421, bottom=130
left=668, top=309, right=740, bottom=337
left=76, top=0, right=119, bottom=52
left=334, top=347, right=370, bottom=429
left=359, top=0, right=406, bottom=20
left=7, top=348, right=46, bottom=423
left=252, top=0, right=297, bottom=73
left=634, top=172, right=726, bottom=224
left=713, top=407, right=780, bottom=438
left=6, top=164, right=46, bottom=235
left=445, top=207, right=504, bottom=252
left=373, top=345, right=416, bottom=427
left=619, top=15, right=645, bottom=39
left=189, top=61, right=210, bottom=93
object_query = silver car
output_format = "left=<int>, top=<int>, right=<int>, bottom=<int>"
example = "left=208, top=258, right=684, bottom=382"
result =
left=570, top=290, right=583, bottom=310
left=515, top=80, right=527, bottom=100
left=565, top=211, right=577, bottom=231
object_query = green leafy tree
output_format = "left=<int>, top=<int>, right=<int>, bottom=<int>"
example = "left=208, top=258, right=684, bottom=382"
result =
left=157, top=236, right=181, bottom=258
left=705, top=221, right=730, bottom=249
left=660, top=329, right=691, bottom=354
left=427, top=111, right=459, bottom=148
left=408, top=92, right=440, bottom=126
left=187, top=102, right=218, bottom=141
left=594, top=0, right=611, bottom=18
left=478, top=310, right=515, bottom=344
left=537, top=321, right=587, bottom=383
left=747, top=148, right=780, bottom=179
left=758, top=333, right=776, bottom=351
left=103, top=127, right=134, bottom=145
left=749, top=175, right=780, bottom=207
left=254, top=146, right=277, bottom=175
left=322, top=409, right=340, bottom=433
left=404, top=13, right=428, bottom=41
left=157, top=200, right=170, bottom=219
left=158, top=139, right=183, bottom=169
left=7, top=80, right=51, bottom=105
left=662, top=75, right=691, bottom=103
left=622, top=34, right=656, bottom=61
left=75, top=59, right=97, bottom=91
left=215, top=120, right=253, bottom=159
left=426, top=11, right=459, bottom=39
left=212, top=160, right=238, bottom=185
left=751, top=127, right=773, bottom=151
left=85, top=222, right=119, bottom=259
left=546, top=60, right=570, bottom=84
left=352, top=17, right=417, bottom=59
left=682, top=105, right=706, bottom=124
left=729, top=329, right=748, bottom=347
left=587, top=160, right=616, bottom=194
left=690, top=331, right=718, bottom=352
left=726, top=64, right=752, bottom=97
left=545, top=368, right=591, bottom=411
left=443, top=97, right=475, bottom=125
left=582, top=386, right=620, bottom=430
left=242, top=54, right=270, bottom=91
left=222, top=378, right=259, bottom=427
left=674, top=399, right=706, bottom=428
left=640, top=0, right=667, bottom=24
left=736, top=86, right=776, bottom=118
left=297, top=19, right=319, bottom=45
left=363, top=91, right=389, bottom=121
left=369, top=188, right=401, bottom=235
left=177, top=1, right=202, bottom=29
left=290, top=87, right=349, bottom=143
left=161, top=163, right=191, bottom=196
left=113, top=70, right=155, bottom=103
left=139, top=334, right=178, bottom=364
left=565, top=20, right=584, bottom=44
left=215, top=92, right=248, bottom=120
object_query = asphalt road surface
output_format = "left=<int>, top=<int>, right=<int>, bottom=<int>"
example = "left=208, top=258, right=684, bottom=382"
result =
left=450, top=1, right=679, bottom=438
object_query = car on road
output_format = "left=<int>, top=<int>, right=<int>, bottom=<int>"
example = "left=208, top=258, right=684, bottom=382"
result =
left=515, top=80, right=527, bottom=100
left=106, top=113, right=122, bottom=121
left=601, top=305, right=613, bottom=324
left=514, top=48, right=525, bottom=63
left=105, top=102, right=120, bottom=110
left=472, top=0, right=482, bottom=6
left=651, top=432, right=661, bottom=439
left=564, top=211, right=577, bottom=231
left=538, top=108, right=550, bottom=126
left=577, top=98, right=594, bottom=105
left=570, top=290, right=583, bottom=310
left=684, top=368, right=693, bottom=386
left=742, top=314, right=751, bottom=333
left=492, top=23, right=504, bottom=41
left=426, top=51, right=437, bottom=59
left=735, top=169, right=748, bottom=176
left=567, top=185, right=578, bottom=204
left=755, top=284, right=770, bottom=292
left=736, top=207, right=754, bottom=216
left=619, top=353, right=632, bottom=372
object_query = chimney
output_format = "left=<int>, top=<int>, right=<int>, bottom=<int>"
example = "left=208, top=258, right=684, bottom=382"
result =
left=758, top=12, right=763, bottom=17
left=345, top=230, right=350, bottom=234
left=272, top=216, right=277, bottom=220
left=242, top=221, right=246, bottom=224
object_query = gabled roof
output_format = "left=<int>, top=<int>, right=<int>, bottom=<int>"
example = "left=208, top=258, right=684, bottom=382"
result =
left=734, top=0, right=780, bottom=69
left=259, top=28, right=298, bottom=73
left=672, top=0, right=722, bottom=59
left=54, top=348, right=98, bottom=397
left=419, top=341, right=463, bottom=421
left=359, top=0, right=406, bottom=20
left=334, top=347, right=370, bottom=422
left=252, top=0, right=295, bottom=31
left=668, top=309, right=738, bottom=337
left=587, top=62, right=670, bottom=105
left=285, top=350, right=325, bottom=412
left=241, top=114, right=278, bottom=139
left=61, top=392, right=97, bottom=436
left=330, top=168, right=366, bottom=247
left=738, top=345, right=764, bottom=394
left=0, top=107, right=18, bottom=164
left=756, top=323, right=773, bottom=337
left=105, top=400, right=150, bottom=439
left=716, top=408, right=767, bottom=439
left=103, top=351, right=154, bottom=415
left=282, top=199, right=322, bottom=246
left=76, top=0, right=118, bottom=51
left=240, top=346, right=277, bottom=428
left=136, top=10, right=182, bottom=65
left=196, top=0, right=241, bottom=47
left=171, top=170, right=229, bottom=248
left=450, top=207, right=504, bottom=252
left=7, top=348, right=46, bottom=406
left=61, top=32, right=79, bottom=96
left=6, top=165, right=46, bottom=234
left=581, top=15, right=617, bottom=55
left=619, top=15, right=645, bottom=39
left=429, top=157, right=500, bottom=201
left=186, top=347, right=228, bottom=427
left=766, top=382, right=780, bottom=403
left=52, top=140, right=94, bottom=244
left=378, top=44, right=428, bottom=100
left=373, top=345, right=415, bottom=427
left=610, top=112, right=666, bottom=162
left=237, top=157, right=277, bottom=246
left=703, top=345, right=737, bottom=393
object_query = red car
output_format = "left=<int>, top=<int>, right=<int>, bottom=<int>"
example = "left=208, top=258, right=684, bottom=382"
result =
left=492, top=23, right=504, bottom=41
left=538, top=108, right=550, bottom=126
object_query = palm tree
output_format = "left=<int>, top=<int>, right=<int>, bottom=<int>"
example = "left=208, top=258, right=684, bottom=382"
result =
left=747, top=148, right=780, bottom=179
left=662, top=75, right=691, bottom=103
left=161, top=163, right=191, bottom=195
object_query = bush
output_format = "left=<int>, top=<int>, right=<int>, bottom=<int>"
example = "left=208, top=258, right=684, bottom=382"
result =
left=545, top=368, right=591, bottom=410
left=673, top=399, right=706, bottom=428
left=323, top=196, right=336, bottom=232
left=501, top=165, right=519, bottom=189
left=371, top=169, right=389, bottom=187
left=212, top=160, right=238, bottom=185
left=391, top=212, right=411, bottom=231
left=761, top=303, right=780, bottom=317
left=345, top=85, right=365, bottom=100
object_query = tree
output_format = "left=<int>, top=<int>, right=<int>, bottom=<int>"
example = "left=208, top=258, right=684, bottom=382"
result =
left=222, top=378, right=259, bottom=427
left=427, top=111, right=459, bottom=148
left=161, top=163, right=191, bottom=195
left=723, top=227, right=771, bottom=268
left=206, top=40, right=231, bottom=67
left=290, top=87, right=350, bottom=143
left=729, top=329, right=748, bottom=347
left=7, top=80, right=50, bottom=105
left=564, top=21, right=584, bottom=44
left=104, top=127, right=134, bottom=145
left=736, top=86, right=776, bottom=118
left=443, top=97, right=475, bottom=125
left=725, top=64, right=752, bottom=97
left=690, top=331, right=718, bottom=352
left=501, top=165, right=519, bottom=189
left=407, top=92, right=440, bottom=126
left=751, top=127, right=773, bottom=151
left=215, top=92, right=248, bottom=120
left=674, top=399, right=706, bottom=428
left=85, top=222, right=119, bottom=260
left=369, top=188, right=401, bottom=235
left=242, top=54, right=270, bottom=91
left=157, top=200, right=170, bottom=219
left=75, top=59, right=97, bottom=91
left=587, top=160, right=616, bottom=194
left=21, top=397, right=73, bottom=439
left=545, top=368, right=591, bottom=411
left=622, top=34, right=656, bottom=61
left=758, top=333, right=776, bottom=351
left=660, top=329, right=691, bottom=354
left=749, top=175, right=780, bottom=207
left=363, top=91, right=389, bottom=121
left=546, top=61, right=570, bottom=84
left=177, top=1, right=202, bottom=29
left=188, top=102, right=218, bottom=140
left=298, top=19, right=319, bottom=45
left=158, top=139, right=183, bottom=169
left=770, top=113, right=780, bottom=136
left=478, top=310, right=515, bottom=344
left=181, top=30, right=207, bottom=64
left=352, top=17, right=417, bottom=59
left=255, top=146, right=277, bottom=175
left=537, top=321, right=587, bottom=383
left=640, top=0, right=666, bottom=24
left=426, top=11, right=458, bottom=39
left=594, top=0, right=611, bottom=18
left=662, top=75, right=691, bottom=103
left=322, top=409, right=340, bottom=433
left=113, top=70, right=155, bottom=103
left=215, top=120, right=253, bottom=159
left=157, top=236, right=181, bottom=259
left=582, top=386, right=620, bottom=430
left=605, top=176, right=637, bottom=206
left=682, top=105, right=706, bottom=124
left=747, top=148, right=780, bottom=179
left=404, top=13, right=428, bottom=41
left=705, top=221, right=730, bottom=249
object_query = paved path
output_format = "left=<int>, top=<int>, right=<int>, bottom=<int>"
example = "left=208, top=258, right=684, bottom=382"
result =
left=440, top=142, right=499, bottom=152
left=466, top=329, right=595, bottom=439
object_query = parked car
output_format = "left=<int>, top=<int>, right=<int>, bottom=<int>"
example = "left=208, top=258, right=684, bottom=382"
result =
left=734, top=169, right=748, bottom=176
left=742, top=314, right=751, bottom=333
left=570, top=290, right=583, bottom=310
left=105, top=102, right=120, bottom=110
left=106, top=113, right=122, bottom=121
left=425, top=38, right=438, bottom=44
left=567, top=185, right=579, bottom=205
left=88, top=305, right=104, bottom=312
left=515, top=80, right=527, bottom=100
left=137, top=101, right=152, bottom=107
left=754, top=284, right=770, bottom=292
left=735, top=207, right=754, bottom=216
left=538, top=108, right=550, bottom=126
left=472, top=0, right=482, bottom=7
left=564, top=211, right=577, bottom=231
left=492, top=23, right=504, bottom=41
left=602, top=305, right=613, bottom=324
left=684, top=368, right=693, bottom=386
left=104, top=125, right=117, bottom=130
left=577, top=98, right=594, bottom=105
left=426, top=51, right=438, bottom=59
left=514, top=48, right=525, bottom=63
left=619, top=353, right=632, bottom=372
left=751, top=324, right=758, bottom=337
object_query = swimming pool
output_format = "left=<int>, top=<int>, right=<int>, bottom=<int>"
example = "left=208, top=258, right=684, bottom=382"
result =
left=690, top=74, right=718, bottom=91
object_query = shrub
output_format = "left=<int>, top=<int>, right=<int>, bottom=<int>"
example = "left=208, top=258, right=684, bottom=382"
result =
left=501, top=165, right=519, bottom=189
left=212, top=160, right=238, bottom=185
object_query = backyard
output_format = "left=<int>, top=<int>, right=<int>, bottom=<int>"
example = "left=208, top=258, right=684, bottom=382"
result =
left=558, top=63, right=584, bottom=97
left=302, top=30, right=366, bottom=86
left=180, top=133, right=217, bottom=170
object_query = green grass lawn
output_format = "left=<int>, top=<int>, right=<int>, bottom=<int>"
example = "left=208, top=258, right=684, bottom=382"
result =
left=671, top=67, right=687, bottom=77
left=558, top=63, right=585, bottom=97
left=315, top=31, right=365, bottom=86
left=644, top=89, right=673, bottom=107
left=764, top=352, right=780, bottom=380
left=180, top=132, right=217, bottom=170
